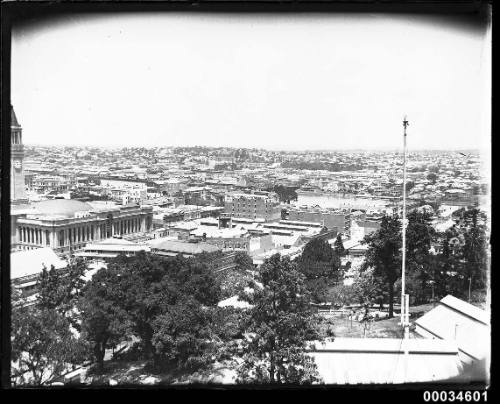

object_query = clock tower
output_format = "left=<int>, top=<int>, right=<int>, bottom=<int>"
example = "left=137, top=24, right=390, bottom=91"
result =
left=11, top=106, right=28, bottom=204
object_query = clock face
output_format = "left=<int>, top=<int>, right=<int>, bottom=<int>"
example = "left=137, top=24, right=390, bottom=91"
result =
left=13, top=160, right=21, bottom=170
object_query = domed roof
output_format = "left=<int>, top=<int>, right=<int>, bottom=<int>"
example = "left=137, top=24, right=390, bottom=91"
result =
left=32, top=199, right=94, bottom=218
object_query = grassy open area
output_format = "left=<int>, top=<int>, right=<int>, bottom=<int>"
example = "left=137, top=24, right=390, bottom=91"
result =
left=325, top=315, right=404, bottom=338
left=320, top=303, right=437, bottom=339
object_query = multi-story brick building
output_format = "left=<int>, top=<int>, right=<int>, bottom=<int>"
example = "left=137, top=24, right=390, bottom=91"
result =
left=224, top=191, right=281, bottom=221
left=288, top=206, right=351, bottom=235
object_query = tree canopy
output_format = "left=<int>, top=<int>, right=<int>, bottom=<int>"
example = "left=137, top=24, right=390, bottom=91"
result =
left=362, top=215, right=401, bottom=317
left=79, top=252, right=222, bottom=372
left=37, top=259, right=87, bottom=320
left=11, top=303, right=89, bottom=386
left=78, top=267, right=132, bottom=372
left=333, top=234, right=345, bottom=256
left=236, top=254, right=322, bottom=384
left=296, top=238, right=342, bottom=303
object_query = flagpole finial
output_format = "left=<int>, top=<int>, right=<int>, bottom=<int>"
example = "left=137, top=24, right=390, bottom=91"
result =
left=403, top=116, right=409, bottom=129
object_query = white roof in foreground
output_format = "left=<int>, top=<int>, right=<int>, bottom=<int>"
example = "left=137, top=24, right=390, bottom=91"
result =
left=310, top=338, right=463, bottom=384
left=414, top=295, right=490, bottom=361
left=11, top=247, right=67, bottom=280
left=440, top=295, right=489, bottom=325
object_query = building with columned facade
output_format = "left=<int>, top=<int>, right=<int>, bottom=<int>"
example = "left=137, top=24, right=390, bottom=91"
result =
left=11, top=199, right=153, bottom=253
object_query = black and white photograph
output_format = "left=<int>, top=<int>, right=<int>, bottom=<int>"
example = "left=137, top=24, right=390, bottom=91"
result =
left=2, top=0, right=491, bottom=390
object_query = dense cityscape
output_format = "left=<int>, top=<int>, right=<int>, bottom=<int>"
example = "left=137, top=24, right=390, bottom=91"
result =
left=10, top=106, right=490, bottom=386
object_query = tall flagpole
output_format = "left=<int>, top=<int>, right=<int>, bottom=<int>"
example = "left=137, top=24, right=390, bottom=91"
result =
left=401, top=116, right=409, bottom=338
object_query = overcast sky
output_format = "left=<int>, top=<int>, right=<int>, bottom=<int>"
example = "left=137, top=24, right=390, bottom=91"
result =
left=11, top=13, right=491, bottom=151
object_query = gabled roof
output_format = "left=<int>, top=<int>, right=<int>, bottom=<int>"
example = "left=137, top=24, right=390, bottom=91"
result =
left=415, top=295, right=490, bottom=361
left=440, top=295, right=489, bottom=325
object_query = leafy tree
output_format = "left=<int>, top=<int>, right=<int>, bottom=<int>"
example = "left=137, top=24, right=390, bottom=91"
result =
left=169, top=254, right=221, bottom=306
left=102, top=253, right=173, bottom=358
left=37, top=259, right=86, bottom=313
left=11, top=304, right=89, bottom=386
left=352, top=269, right=388, bottom=310
left=236, top=254, right=322, bottom=384
left=427, top=172, right=438, bottom=184
left=37, top=259, right=87, bottom=329
left=324, top=283, right=356, bottom=307
left=217, top=269, right=255, bottom=300
left=361, top=215, right=401, bottom=317
left=394, top=271, right=423, bottom=306
left=460, top=209, right=488, bottom=293
left=234, top=251, right=255, bottom=272
left=211, top=251, right=256, bottom=300
left=210, top=306, right=246, bottom=343
left=98, top=252, right=221, bottom=363
left=405, top=211, right=436, bottom=304
left=301, top=237, right=335, bottom=263
left=268, top=185, right=298, bottom=203
left=151, top=297, right=216, bottom=372
left=296, top=238, right=341, bottom=303
left=78, top=268, right=132, bottom=372
left=405, top=180, right=415, bottom=193
left=431, top=209, right=489, bottom=301
left=433, top=231, right=461, bottom=298
left=333, top=234, right=345, bottom=256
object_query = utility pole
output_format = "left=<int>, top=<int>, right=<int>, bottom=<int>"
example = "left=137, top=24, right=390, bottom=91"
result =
left=401, top=116, right=410, bottom=339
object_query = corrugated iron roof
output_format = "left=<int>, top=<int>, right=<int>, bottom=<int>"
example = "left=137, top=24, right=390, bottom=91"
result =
left=310, top=338, right=463, bottom=384
left=11, top=247, right=67, bottom=280
left=440, top=295, right=489, bottom=325
left=414, top=295, right=490, bottom=361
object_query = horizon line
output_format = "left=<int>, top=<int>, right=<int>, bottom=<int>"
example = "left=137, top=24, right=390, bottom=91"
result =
left=23, top=143, right=483, bottom=153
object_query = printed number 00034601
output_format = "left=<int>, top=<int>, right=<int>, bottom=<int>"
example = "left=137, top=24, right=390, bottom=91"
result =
left=423, top=391, right=487, bottom=402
